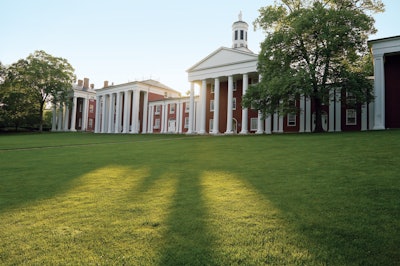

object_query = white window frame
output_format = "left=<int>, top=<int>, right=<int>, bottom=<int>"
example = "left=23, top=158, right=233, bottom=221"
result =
left=154, top=118, right=160, bottom=129
left=209, top=119, right=213, bottom=131
left=185, top=102, right=189, bottom=113
left=232, top=98, right=237, bottom=110
left=287, top=114, right=296, bottom=126
left=346, top=109, right=357, bottom=125
left=170, top=103, right=175, bottom=114
left=210, top=100, right=214, bottom=112
left=250, top=118, right=258, bottom=131
left=155, top=105, right=161, bottom=115
left=88, top=118, right=93, bottom=128
left=184, top=117, right=189, bottom=128
left=211, top=84, right=215, bottom=94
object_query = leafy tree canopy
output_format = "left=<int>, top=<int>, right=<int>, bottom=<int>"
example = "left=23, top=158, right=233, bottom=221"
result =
left=1, top=50, right=75, bottom=131
left=243, top=0, right=384, bottom=132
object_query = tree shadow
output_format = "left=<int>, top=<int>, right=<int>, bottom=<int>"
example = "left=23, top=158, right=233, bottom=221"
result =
left=0, top=148, right=100, bottom=213
left=157, top=170, right=217, bottom=265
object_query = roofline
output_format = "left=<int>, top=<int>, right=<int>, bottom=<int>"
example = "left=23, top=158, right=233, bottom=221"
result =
left=368, top=35, right=400, bottom=44
left=186, top=46, right=257, bottom=73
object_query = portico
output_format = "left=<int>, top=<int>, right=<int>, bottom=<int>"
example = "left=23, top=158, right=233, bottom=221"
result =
left=186, top=14, right=259, bottom=135
left=95, top=80, right=180, bottom=134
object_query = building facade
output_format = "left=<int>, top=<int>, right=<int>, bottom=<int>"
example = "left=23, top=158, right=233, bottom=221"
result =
left=369, top=35, right=400, bottom=130
left=53, top=17, right=399, bottom=134
left=185, top=13, right=375, bottom=135
left=94, top=79, right=181, bottom=134
left=51, top=78, right=96, bottom=132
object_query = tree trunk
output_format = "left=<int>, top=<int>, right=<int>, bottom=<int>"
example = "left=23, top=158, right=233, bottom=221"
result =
left=313, top=97, right=324, bottom=133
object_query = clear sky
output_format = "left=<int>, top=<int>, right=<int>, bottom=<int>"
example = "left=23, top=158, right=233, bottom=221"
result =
left=1, top=0, right=399, bottom=94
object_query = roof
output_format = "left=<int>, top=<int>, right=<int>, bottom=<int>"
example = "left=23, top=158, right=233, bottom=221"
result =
left=368, top=35, right=400, bottom=44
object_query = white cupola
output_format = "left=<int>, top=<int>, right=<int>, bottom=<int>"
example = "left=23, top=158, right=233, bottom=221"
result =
left=232, top=11, right=249, bottom=51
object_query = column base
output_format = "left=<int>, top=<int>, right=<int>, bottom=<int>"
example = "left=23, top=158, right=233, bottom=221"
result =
left=224, top=131, right=234, bottom=135
left=239, top=130, right=248, bottom=135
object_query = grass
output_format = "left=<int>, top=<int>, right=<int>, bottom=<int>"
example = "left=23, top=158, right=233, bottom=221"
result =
left=0, top=131, right=399, bottom=265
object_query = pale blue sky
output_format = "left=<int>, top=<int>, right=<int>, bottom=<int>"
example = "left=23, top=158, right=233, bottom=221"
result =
left=1, top=0, right=399, bottom=93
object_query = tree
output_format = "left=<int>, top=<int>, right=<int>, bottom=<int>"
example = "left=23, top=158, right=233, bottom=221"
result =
left=243, top=0, right=384, bottom=132
left=3, top=50, right=75, bottom=131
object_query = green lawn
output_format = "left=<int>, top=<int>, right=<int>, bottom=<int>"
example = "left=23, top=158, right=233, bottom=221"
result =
left=0, top=131, right=399, bottom=265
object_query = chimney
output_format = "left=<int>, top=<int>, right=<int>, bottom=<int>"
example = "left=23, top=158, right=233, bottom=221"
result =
left=104, top=81, right=109, bottom=88
left=90, top=84, right=94, bottom=89
left=78, top=79, right=83, bottom=87
left=83, top=78, right=89, bottom=89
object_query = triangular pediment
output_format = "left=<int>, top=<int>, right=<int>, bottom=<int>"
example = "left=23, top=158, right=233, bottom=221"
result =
left=187, top=47, right=258, bottom=72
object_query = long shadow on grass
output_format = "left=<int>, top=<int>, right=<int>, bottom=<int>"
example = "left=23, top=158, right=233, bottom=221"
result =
left=0, top=149, right=99, bottom=213
left=158, top=171, right=216, bottom=265
left=229, top=134, right=400, bottom=265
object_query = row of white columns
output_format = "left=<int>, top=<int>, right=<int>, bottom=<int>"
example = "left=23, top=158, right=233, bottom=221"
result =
left=191, top=73, right=250, bottom=135
left=95, top=90, right=146, bottom=134
left=51, top=96, right=84, bottom=132
left=147, top=102, right=187, bottom=133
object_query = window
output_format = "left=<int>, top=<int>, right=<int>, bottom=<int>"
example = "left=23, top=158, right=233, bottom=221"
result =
left=170, top=103, right=175, bottom=114
left=89, top=104, right=94, bottom=113
left=233, top=82, right=237, bottom=91
left=287, top=114, right=296, bottom=126
left=78, top=118, right=82, bottom=127
left=184, top=117, right=189, bottom=128
left=235, top=30, right=238, bottom=40
left=185, top=102, right=189, bottom=113
left=232, top=98, right=237, bottom=110
left=154, top=118, right=160, bottom=129
left=155, top=105, right=161, bottom=115
left=250, top=118, right=258, bottom=131
left=210, top=100, right=214, bottom=112
left=240, top=30, right=244, bottom=40
left=209, top=119, right=214, bottom=131
left=211, top=84, right=215, bottom=94
left=88, top=118, right=93, bottom=128
left=346, top=109, right=357, bottom=125
left=79, top=103, right=83, bottom=113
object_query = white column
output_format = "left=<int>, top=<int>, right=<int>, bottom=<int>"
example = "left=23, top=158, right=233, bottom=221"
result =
left=142, top=91, right=148, bottom=133
left=225, top=75, right=234, bottom=134
left=123, top=90, right=130, bottom=133
left=361, top=103, right=368, bottom=131
left=187, top=83, right=195, bottom=134
left=63, top=103, right=69, bottom=131
left=335, top=90, right=341, bottom=132
left=368, top=102, right=374, bottom=130
left=131, top=90, right=140, bottom=133
left=328, top=89, right=335, bottom=132
left=256, top=111, right=264, bottom=134
left=70, top=96, right=77, bottom=132
left=115, top=92, right=121, bottom=133
left=212, top=78, right=220, bottom=134
left=240, top=74, right=249, bottom=134
left=51, top=103, right=57, bottom=131
left=305, top=97, right=311, bottom=132
left=82, top=98, right=88, bottom=131
left=278, top=115, right=284, bottom=133
left=265, top=116, right=272, bottom=134
left=177, top=102, right=183, bottom=133
left=95, top=95, right=101, bottom=133
left=161, top=103, right=166, bottom=133
left=199, top=80, right=207, bottom=134
left=273, top=112, right=278, bottom=133
left=373, top=54, right=385, bottom=130
left=57, top=103, right=63, bottom=131
left=107, top=94, right=114, bottom=133
left=147, top=104, right=152, bottom=133
left=299, top=95, right=305, bottom=133
left=101, top=96, right=107, bottom=133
